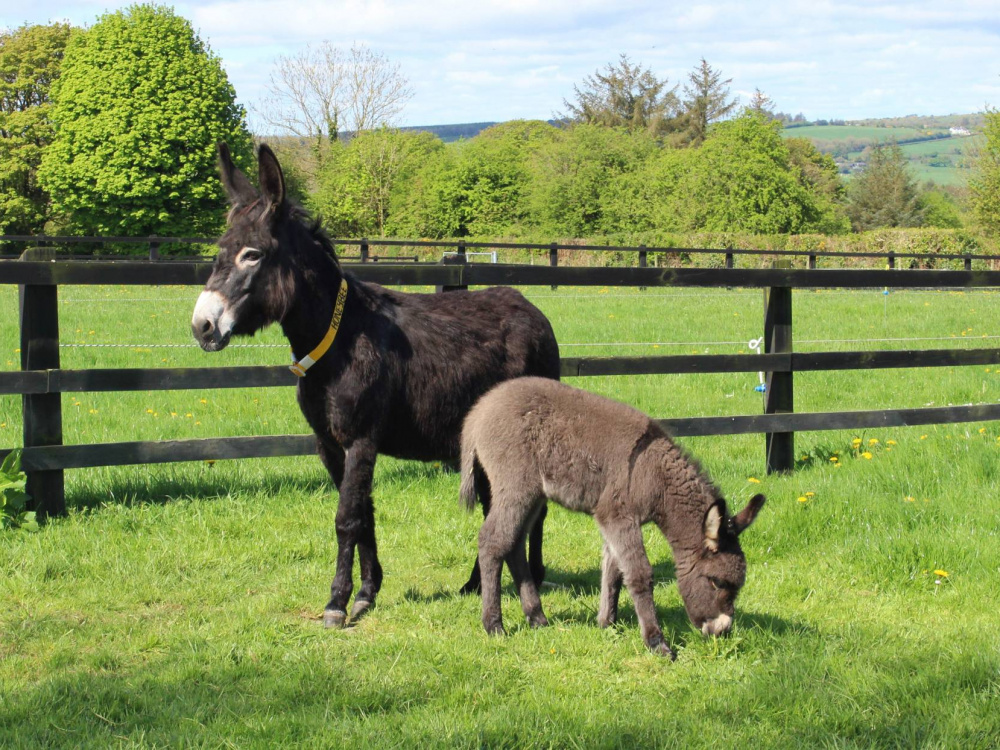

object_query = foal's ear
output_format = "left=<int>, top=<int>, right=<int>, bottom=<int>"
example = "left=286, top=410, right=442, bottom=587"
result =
left=256, top=143, right=286, bottom=216
left=730, top=493, right=766, bottom=536
left=703, top=500, right=726, bottom=552
left=217, top=141, right=258, bottom=207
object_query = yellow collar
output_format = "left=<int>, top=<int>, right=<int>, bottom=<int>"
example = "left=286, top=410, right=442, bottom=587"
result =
left=289, top=278, right=348, bottom=377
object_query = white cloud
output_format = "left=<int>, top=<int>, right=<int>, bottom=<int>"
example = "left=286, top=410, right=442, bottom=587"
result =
left=5, top=0, right=999, bottom=124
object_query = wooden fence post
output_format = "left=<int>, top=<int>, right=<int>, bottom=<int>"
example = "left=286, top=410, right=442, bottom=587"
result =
left=764, top=261, right=793, bottom=474
left=437, top=240, right=468, bottom=293
left=549, top=242, right=559, bottom=291
left=148, top=236, right=160, bottom=261
left=360, top=238, right=369, bottom=263
left=638, top=245, right=647, bottom=291
left=19, top=247, right=65, bottom=518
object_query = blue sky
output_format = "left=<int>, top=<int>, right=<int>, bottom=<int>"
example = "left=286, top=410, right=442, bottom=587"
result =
left=6, top=0, right=1000, bottom=128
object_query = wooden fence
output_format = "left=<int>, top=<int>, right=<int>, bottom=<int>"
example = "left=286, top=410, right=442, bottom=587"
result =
left=4, top=237, right=1000, bottom=520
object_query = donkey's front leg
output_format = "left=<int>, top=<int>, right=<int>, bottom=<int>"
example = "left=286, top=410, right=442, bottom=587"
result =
left=323, top=439, right=382, bottom=628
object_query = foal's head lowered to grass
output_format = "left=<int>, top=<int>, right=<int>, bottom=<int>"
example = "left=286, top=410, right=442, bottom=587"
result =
left=192, top=142, right=339, bottom=352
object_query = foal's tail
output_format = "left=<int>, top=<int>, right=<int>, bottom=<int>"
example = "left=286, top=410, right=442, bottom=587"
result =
left=459, top=434, right=482, bottom=512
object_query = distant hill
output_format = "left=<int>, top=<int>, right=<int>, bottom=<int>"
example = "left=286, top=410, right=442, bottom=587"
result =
left=780, top=114, right=984, bottom=187
left=399, top=121, right=498, bottom=142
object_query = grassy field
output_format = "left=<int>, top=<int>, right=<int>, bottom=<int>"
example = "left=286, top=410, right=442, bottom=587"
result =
left=3, top=280, right=1000, bottom=747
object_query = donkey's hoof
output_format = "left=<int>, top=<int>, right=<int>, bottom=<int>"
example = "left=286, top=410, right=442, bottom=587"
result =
left=484, top=622, right=506, bottom=636
left=349, top=599, right=373, bottom=621
left=458, top=580, right=482, bottom=596
left=528, top=615, right=549, bottom=629
left=323, top=609, right=347, bottom=629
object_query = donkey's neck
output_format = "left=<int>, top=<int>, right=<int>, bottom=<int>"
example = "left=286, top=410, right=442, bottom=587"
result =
left=280, top=251, right=345, bottom=359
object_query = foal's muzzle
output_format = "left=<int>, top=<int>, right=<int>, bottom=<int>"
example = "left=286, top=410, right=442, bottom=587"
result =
left=701, top=613, right=733, bottom=637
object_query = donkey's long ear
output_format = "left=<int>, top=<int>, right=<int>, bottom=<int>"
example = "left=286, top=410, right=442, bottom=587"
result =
left=703, top=500, right=726, bottom=552
left=256, top=143, right=286, bottom=215
left=217, top=142, right=258, bottom=206
left=730, top=494, right=765, bottom=536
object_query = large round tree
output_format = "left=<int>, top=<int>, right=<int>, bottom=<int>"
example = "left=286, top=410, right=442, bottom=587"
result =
left=39, top=4, right=253, bottom=238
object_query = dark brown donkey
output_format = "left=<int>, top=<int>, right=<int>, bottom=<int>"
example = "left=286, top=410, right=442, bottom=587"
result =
left=191, top=143, right=559, bottom=627
left=460, top=377, right=765, bottom=658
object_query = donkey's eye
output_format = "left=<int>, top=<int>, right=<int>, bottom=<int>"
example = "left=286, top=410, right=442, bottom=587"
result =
left=708, top=577, right=722, bottom=591
left=238, top=247, right=263, bottom=265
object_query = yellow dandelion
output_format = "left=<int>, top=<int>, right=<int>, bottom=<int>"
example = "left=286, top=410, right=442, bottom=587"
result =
left=805, top=491, right=815, bottom=497
left=861, top=451, right=873, bottom=460
left=829, top=456, right=839, bottom=462
left=146, top=409, right=154, bottom=414
left=747, top=477, right=761, bottom=484
left=904, top=496, right=916, bottom=502
left=0, top=423, right=6, bottom=428
left=195, top=421, right=201, bottom=425
left=797, top=496, right=808, bottom=503
left=851, top=437, right=862, bottom=446
left=868, top=438, right=879, bottom=446
left=920, top=435, right=928, bottom=440
left=933, top=569, right=949, bottom=578
left=185, top=413, right=193, bottom=418
left=199, top=399, right=208, bottom=404
left=170, top=412, right=177, bottom=418
left=887, top=440, right=897, bottom=446
left=979, top=427, right=987, bottom=434
left=88, top=409, right=98, bottom=414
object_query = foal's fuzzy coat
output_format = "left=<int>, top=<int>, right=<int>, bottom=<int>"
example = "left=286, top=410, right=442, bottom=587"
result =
left=461, top=377, right=765, bottom=658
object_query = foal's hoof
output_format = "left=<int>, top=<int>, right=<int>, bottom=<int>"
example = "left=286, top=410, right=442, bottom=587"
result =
left=349, top=599, right=373, bottom=621
left=649, top=640, right=677, bottom=660
left=323, top=609, right=348, bottom=629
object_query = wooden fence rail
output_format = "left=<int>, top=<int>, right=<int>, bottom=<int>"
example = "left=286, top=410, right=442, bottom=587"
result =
left=4, top=242, right=1000, bottom=519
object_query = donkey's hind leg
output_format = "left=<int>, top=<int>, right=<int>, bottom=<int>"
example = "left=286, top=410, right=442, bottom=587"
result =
left=597, top=517, right=675, bottom=659
left=323, top=438, right=383, bottom=628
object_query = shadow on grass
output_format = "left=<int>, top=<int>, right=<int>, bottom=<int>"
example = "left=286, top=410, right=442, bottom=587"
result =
left=65, top=470, right=334, bottom=511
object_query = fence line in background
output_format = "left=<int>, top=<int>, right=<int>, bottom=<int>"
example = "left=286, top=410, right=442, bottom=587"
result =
left=4, top=242, right=1000, bottom=519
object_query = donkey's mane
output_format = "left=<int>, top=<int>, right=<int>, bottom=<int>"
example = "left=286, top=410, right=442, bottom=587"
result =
left=229, top=198, right=339, bottom=262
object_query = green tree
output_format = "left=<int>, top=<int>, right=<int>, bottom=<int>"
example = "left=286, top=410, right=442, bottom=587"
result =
left=846, top=141, right=922, bottom=231
left=785, top=137, right=850, bottom=233
left=527, top=124, right=657, bottom=236
left=391, top=120, right=559, bottom=238
left=674, top=112, right=837, bottom=233
left=38, top=4, right=253, bottom=238
left=312, top=128, right=443, bottom=237
left=563, top=54, right=680, bottom=136
left=680, top=58, right=738, bottom=146
left=970, top=107, right=1000, bottom=235
left=0, top=22, right=77, bottom=235
left=918, top=188, right=962, bottom=229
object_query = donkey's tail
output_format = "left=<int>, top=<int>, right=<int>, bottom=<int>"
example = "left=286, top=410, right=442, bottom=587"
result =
left=459, top=436, right=481, bottom=513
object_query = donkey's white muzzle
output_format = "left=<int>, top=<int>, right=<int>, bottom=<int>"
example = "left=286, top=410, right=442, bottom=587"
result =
left=191, top=291, right=234, bottom=351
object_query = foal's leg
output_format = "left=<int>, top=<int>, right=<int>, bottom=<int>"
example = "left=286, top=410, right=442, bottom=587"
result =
left=478, top=495, right=536, bottom=635
left=323, top=439, right=383, bottom=628
left=597, top=518, right=675, bottom=659
left=506, top=504, right=548, bottom=628
left=527, top=503, right=547, bottom=588
left=597, top=540, right=624, bottom=628
left=459, top=461, right=491, bottom=595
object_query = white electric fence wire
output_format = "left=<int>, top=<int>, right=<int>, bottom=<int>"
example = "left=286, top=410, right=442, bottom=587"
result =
left=57, top=335, right=1000, bottom=350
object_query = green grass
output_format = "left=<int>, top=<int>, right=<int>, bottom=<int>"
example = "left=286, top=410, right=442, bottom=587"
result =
left=783, top=125, right=932, bottom=142
left=3, top=282, right=1000, bottom=747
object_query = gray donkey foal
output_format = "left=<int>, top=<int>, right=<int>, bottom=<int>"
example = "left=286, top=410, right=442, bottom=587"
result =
left=460, top=377, right=765, bottom=658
